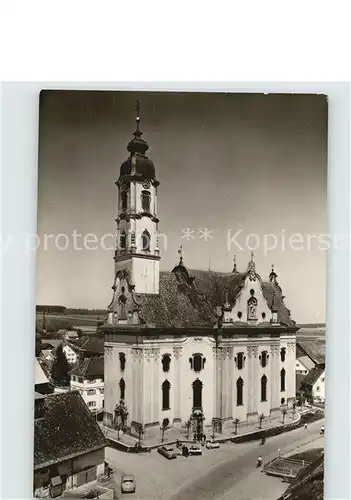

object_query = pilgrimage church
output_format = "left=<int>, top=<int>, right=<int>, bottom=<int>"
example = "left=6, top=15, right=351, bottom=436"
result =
left=102, top=105, right=298, bottom=438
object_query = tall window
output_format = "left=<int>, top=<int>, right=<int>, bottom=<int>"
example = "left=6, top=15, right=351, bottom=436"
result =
left=237, top=352, right=244, bottom=370
left=280, top=368, right=286, bottom=392
left=162, top=354, right=171, bottom=373
left=189, top=354, right=206, bottom=372
left=141, top=229, right=150, bottom=252
left=236, top=377, right=244, bottom=406
left=121, top=191, right=128, bottom=211
left=119, top=378, right=125, bottom=400
left=141, top=190, right=151, bottom=212
left=261, top=375, right=267, bottom=402
left=120, top=231, right=127, bottom=250
left=280, top=348, right=286, bottom=362
left=192, top=379, right=203, bottom=409
left=162, top=380, right=171, bottom=410
left=119, top=352, right=126, bottom=371
left=261, top=351, right=268, bottom=368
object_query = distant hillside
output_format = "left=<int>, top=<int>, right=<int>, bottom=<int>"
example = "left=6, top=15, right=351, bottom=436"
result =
left=36, top=305, right=107, bottom=316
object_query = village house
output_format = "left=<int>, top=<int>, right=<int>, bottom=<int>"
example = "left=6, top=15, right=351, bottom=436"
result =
left=34, top=391, right=106, bottom=498
left=62, top=343, right=79, bottom=365
left=70, top=357, right=104, bottom=414
left=298, top=367, right=325, bottom=403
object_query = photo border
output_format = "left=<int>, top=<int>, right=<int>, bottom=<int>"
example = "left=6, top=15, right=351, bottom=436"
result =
left=1, top=82, right=350, bottom=500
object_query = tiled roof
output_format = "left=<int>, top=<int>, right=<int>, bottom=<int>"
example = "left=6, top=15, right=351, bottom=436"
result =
left=297, top=355, right=316, bottom=372
left=34, top=391, right=106, bottom=469
left=133, top=269, right=296, bottom=329
left=300, top=368, right=324, bottom=388
left=297, top=341, right=325, bottom=365
left=70, top=356, right=104, bottom=378
left=69, top=336, right=104, bottom=354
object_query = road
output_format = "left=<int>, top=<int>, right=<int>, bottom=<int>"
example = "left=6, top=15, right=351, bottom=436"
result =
left=106, top=418, right=324, bottom=500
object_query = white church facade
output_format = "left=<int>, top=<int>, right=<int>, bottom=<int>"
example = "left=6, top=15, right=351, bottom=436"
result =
left=102, top=104, right=298, bottom=438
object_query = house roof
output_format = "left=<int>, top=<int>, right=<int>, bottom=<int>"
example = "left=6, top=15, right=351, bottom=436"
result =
left=35, top=359, right=50, bottom=386
left=297, top=341, right=325, bottom=365
left=41, top=339, right=63, bottom=349
left=70, top=356, right=104, bottom=378
left=34, top=391, right=106, bottom=469
left=69, top=336, right=104, bottom=354
left=132, top=268, right=296, bottom=329
left=297, top=355, right=316, bottom=372
left=300, top=367, right=324, bottom=388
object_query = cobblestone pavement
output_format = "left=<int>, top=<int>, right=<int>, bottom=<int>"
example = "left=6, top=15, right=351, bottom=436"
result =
left=105, top=418, right=324, bottom=500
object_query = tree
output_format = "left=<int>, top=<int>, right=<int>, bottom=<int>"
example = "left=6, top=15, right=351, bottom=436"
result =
left=51, top=344, right=70, bottom=386
left=35, top=333, right=42, bottom=357
left=281, top=408, right=288, bottom=424
left=184, top=419, right=192, bottom=440
left=233, top=418, right=240, bottom=435
left=160, top=418, right=169, bottom=443
left=258, top=413, right=265, bottom=430
left=292, top=401, right=297, bottom=419
left=134, top=423, right=144, bottom=447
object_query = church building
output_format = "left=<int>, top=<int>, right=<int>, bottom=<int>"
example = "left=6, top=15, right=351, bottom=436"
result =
left=102, top=105, right=299, bottom=438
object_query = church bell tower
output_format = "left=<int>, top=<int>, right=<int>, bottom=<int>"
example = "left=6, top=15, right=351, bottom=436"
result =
left=114, top=101, right=160, bottom=294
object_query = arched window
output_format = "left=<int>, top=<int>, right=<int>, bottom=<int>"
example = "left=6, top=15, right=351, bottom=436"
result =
left=280, top=368, right=286, bottom=392
left=162, top=380, right=171, bottom=410
left=121, top=191, right=128, bottom=211
left=237, top=352, right=244, bottom=370
left=236, top=377, right=244, bottom=406
left=141, top=229, right=150, bottom=252
left=119, top=378, right=125, bottom=400
left=261, top=351, right=268, bottom=368
left=162, top=354, right=171, bottom=373
left=261, top=375, right=267, bottom=402
left=192, top=379, right=203, bottom=409
left=120, top=231, right=127, bottom=250
left=141, top=190, right=151, bottom=212
left=119, top=352, right=126, bottom=371
left=280, top=348, right=286, bottom=362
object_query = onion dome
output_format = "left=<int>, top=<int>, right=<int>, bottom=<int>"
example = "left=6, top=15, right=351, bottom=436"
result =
left=119, top=100, right=157, bottom=182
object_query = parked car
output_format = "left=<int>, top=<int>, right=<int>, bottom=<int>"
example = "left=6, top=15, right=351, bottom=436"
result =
left=121, top=475, right=136, bottom=494
left=157, top=446, right=178, bottom=459
left=188, top=445, right=202, bottom=456
left=206, top=440, right=220, bottom=449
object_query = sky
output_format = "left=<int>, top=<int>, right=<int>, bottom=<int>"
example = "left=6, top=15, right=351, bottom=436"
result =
left=37, top=91, right=327, bottom=323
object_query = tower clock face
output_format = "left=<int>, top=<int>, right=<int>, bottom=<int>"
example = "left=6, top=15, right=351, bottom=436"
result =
left=142, top=180, right=151, bottom=189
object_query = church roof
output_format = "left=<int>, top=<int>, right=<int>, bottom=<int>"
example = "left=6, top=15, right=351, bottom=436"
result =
left=133, top=268, right=296, bottom=329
